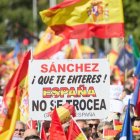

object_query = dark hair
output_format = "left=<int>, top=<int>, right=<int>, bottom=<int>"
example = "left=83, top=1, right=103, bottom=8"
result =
left=134, top=117, right=140, bottom=121
left=24, top=135, right=41, bottom=140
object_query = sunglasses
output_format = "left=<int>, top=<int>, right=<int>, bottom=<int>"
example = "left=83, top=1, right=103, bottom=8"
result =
left=89, top=124, right=98, bottom=129
left=15, top=129, right=25, bottom=132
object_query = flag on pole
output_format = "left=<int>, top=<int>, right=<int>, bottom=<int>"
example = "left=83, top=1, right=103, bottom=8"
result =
left=49, top=107, right=67, bottom=140
left=66, top=117, right=87, bottom=140
left=40, top=0, right=124, bottom=39
left=119, top=100, right=133, bottom=140
left=33, top=27, right=69, bottom=59
left=49, top=103, right=76, bottom=124
left=131, top=59, right=140, bottom=117
left=131, top=79, right=140, bottom=117
left=0, top=51, right=31, bottom=139
left=115, top=45, right=135, bottom=72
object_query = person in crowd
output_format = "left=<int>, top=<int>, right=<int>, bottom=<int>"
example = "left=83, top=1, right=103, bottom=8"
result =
left=133, top=117, right=140, bottom=128
left=86, top=119, right=100, bottom=139
left=43, top=120, right=51, bottom=138
left=97, top=121, right=113, bottom=139
left=23, top=128, right=41, bottom=140
left=76, top=119, right=87, bottom=129
left=12, top=121, right=26, bottom=139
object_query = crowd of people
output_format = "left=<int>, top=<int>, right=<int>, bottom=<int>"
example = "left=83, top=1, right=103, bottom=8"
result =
left=9, top=68, right=140, bottom=140
left=11, top=117, right=140, bottom=140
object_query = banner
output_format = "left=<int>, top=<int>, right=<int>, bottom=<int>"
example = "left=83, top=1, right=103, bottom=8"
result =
left=29, top=59, right=110, bottom=120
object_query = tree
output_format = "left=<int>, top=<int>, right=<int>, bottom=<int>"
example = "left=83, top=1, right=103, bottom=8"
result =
left=123, top=0, right=140, bottom=46
left=0, top=0, right=48, bottom=44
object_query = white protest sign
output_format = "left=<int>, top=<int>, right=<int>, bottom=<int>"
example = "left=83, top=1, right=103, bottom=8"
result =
left=29, top=59, right=110, bottom=120
left=110, top=85, right=123, bottom=99
left=110, top=99, right=124, bottom=114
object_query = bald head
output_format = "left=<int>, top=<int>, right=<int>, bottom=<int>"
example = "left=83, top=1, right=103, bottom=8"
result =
left=23, top=129, right=39, bottom=139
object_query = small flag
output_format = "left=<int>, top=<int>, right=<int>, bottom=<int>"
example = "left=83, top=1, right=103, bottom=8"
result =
left=66, top=117, right=87, bottom=140
left=49, top=107, right=67, bottom=140
left=49, top=103, right=76, bottom=124
left=119, top=100, right=133, bottom=140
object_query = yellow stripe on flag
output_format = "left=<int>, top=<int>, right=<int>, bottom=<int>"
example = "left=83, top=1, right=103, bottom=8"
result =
left=40, top=0, right=124, bottom=26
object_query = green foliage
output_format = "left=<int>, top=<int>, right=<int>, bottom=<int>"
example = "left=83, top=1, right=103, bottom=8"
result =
left=0, top=0, right=48, bottom=44
left=123, top=0, right=140, bottom=46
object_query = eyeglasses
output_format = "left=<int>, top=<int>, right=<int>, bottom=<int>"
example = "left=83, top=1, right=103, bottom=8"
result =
left=89, top=123, right=98, bottom=129
left=15, top=129, right=25, bottom=132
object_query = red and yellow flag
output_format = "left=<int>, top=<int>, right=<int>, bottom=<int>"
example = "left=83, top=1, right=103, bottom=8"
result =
left=66, top=118, right=87, bottom=140
left=104, top=129, right=120, bottom=139
left=49, top=103, right=76, bottom=124
left=49, top=107, right=67, bottom=140
left=0, top=51, right=31, bottom=140
left=40, top=0, right=124, bottom=39
left=33, top=27, right=69, bottom=59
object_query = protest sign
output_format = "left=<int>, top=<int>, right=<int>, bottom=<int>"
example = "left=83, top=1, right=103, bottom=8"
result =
left=29, top=59, right=110, bottom=120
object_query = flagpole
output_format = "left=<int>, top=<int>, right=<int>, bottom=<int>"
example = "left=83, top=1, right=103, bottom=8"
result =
left=70, top=116, right=88, bottom=140
left=30, top=47, right=33, bottom=61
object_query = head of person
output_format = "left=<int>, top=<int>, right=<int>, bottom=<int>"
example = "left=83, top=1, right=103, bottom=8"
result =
left=13, top=121, right=26, bottom=138
left=87, top=119, right=100, bottom=134
left=133, top=117, right=140, bottom=128
left=76, top=120, right=87, bottom=129
left=97, top=121, right=113, bottom=138
left=23, top=128, right=40, bottom=140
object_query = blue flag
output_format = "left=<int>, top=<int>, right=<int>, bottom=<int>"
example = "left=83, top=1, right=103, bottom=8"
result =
left=115, top=48, right=134, bottom=72
left=119, top=100, right=133, bottom=140
left=131, top=80, right=140, bottom=106
left=134, top=59, right=140, bottom=79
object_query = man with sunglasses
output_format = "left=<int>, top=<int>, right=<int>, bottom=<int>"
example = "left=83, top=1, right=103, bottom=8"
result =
left=12, top=121, right=26, bottom=139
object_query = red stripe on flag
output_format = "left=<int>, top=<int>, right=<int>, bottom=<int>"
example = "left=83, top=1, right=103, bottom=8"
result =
left=51, top=23, right=124, bottom=39
left=34, top=39, right=69, bottom=59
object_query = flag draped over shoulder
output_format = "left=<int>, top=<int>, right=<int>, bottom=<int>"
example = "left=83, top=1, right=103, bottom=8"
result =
left=40, top=0, right=124, bottom=39
left=49, top=107, right=67, bottom=140
left=66, top=117, right=87, bottom=140
left=33, top=27, right=69, bottom=59
left=119, top=100, right=133, bottom=140
left=0, top=51, right=31, bottom=140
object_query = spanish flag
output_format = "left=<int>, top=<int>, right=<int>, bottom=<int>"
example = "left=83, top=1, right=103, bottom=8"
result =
left=66, top=117, right=87, bottom=140
left=33, top=27, right=69, bottom=59
left=49, top=103, right=76, bottom=124
left=49, top=107, right=67, bottom=140
left=40, top=0, right=124, bottom=39
left=0, top=51, right=31, bottom=139
left=103, top=129, right=120, bottom=139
